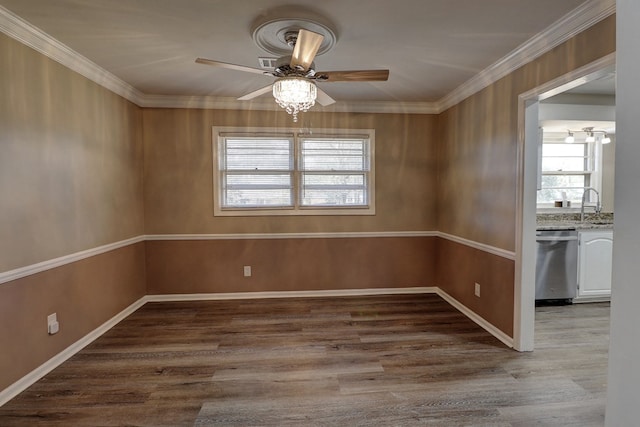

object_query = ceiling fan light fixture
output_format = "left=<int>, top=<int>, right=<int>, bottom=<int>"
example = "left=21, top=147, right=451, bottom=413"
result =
left=273, top=77, right=317, bottom=122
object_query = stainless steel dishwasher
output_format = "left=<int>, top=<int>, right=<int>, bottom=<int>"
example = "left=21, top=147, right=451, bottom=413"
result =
left=535, top=229, right=578, bottom=302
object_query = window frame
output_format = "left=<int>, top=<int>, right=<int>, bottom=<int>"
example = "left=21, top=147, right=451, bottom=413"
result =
left=537, top=131, right=602, bottom=208
left=212, top=127, right=376, bottom=216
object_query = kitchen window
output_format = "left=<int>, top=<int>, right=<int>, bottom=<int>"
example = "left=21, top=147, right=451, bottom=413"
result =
left=537, top=131, right=601, bottom=207
left=213, top=127, right=375, bottom=216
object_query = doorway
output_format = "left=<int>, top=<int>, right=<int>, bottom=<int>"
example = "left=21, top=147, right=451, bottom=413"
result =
left=514, top=53, right=616, bottom=351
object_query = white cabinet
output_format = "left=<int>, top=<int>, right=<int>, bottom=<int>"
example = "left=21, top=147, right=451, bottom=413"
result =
left=576, top=230, right=613, bottom=301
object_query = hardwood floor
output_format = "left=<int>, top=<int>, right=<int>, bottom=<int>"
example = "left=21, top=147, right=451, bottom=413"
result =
left=0, top=294, right=609, bottom=426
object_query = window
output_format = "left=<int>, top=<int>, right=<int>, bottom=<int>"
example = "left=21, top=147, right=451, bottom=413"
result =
left=213, top=127, right=375, bottom=216
left=537, top=131, right=601, bottom=207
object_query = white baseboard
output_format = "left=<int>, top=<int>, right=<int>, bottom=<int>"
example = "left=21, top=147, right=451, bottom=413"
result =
left=0, top=286, right=514, bottom=407
left=146, top=286, right=438, bottom=302
left=0, top=296, right=147, bottom=407
left=435, top=288, right=514, bottom=348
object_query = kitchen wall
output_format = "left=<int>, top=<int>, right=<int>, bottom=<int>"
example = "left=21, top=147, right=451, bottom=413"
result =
left=436, top=15, right=616, bottom=334
left=539, top=97, right=616, bottom=212
left=142, top=108, right=438, bottom=294
left=0, top=33, right=146, bottom=390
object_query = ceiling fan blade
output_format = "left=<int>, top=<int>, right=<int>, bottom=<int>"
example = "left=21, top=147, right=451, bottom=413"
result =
left=316, top=88, right=336, bottom=106
left=316, top=69, right=390, bottom=82
left=195, top=57, right=267, bottom=76
left=290, top=29, right=324, bottom=71
left=237, top=84, right=273, bottom=101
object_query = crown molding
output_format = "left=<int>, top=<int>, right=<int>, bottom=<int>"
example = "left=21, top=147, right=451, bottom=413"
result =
left=0, top=5, right=145, bottom=105
left=436, top=0, right=616, bottom=112
left=0, top=0, right=615, bottom=114
left=138, top=94, right=440, bottom=114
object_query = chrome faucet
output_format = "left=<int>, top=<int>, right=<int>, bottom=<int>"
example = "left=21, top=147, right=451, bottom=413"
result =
left=581, top=187, right=601, bottom=222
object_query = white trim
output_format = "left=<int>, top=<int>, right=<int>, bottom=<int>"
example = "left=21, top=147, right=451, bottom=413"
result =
left=0, top=296, right=148, bottom=407
left=435, top=288, right=514, bottom=348
left=513, top=53, right=616, bottom=352
left=140, top=95, right=440, bottom=115
left=437, top=0, right=616, bottom=112
left=145, top=231, right=436, bottom=241
left=0, top=285, right=514, bottom=406
left=211, top=127, right=377, bottom=217
left=0, top=1, right=614, bottom=115
left=146, top=287, right=438, bottom=302
left=0, top=5, right=144, bottom=105
left=518, top=53, right=616, bottom=102
left=1, top=232, right=517, bottom=285
left=147, top=232, right=515, bottom=262
left=437, top=232, right=516, bottom=260
left=0, top=236, right=145, bottom=285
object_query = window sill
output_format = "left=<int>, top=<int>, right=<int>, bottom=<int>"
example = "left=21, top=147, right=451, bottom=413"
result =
left=214, top=206, right=376, bottom=217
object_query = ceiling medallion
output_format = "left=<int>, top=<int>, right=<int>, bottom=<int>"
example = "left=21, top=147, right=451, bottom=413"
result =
left=251, top=17, right=337, bottom=57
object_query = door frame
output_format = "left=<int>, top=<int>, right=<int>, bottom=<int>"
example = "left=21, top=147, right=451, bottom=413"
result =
left=513, top=52, right=616, bottom=351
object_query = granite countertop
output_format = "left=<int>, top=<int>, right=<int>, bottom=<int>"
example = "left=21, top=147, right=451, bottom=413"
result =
left=536, top=212, right=614, bottom=231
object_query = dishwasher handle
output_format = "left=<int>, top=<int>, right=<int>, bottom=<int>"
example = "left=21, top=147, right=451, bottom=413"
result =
left=535, top=235, right=578, bottom=242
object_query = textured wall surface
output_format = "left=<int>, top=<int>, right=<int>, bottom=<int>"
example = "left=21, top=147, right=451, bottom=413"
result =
left=0, top=12, right=618, bottom=395
left=437, top=16, right=616, bottom=252
left=435, top=16, right=615, bottom=333
left=146, top=236, right=436, bottom=295
left=0, top=34, right=146, bottom=391
left=142, top=109, right=437, bottom=234
left=0, top=33, right=144, bottom=271
left=0, top=243, right=146, bottom=390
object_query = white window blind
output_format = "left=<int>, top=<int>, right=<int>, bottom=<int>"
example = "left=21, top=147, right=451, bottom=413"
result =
left=213, top=127, right=375, bottom=216
left=537, top=131, right=600, bottom=206
left=299, top=137, right=369, bottom=207
left=219, top=136, right=293, bottom=208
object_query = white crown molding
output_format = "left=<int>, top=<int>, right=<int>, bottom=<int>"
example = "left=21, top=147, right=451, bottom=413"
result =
left=437, top=0, right=616, bottom=112
left=0, top=236, right=145, bottom=285
left=139, top=94, right=440, bottom=114
left=0, top=1, right=615, bottom=115
left=0, top=5, right=145, bottom=105
left=139, top=94, right=274, bottom=111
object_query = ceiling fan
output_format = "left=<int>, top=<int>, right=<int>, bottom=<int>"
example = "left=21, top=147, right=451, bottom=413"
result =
left=195, top=29, right=389, bottom=121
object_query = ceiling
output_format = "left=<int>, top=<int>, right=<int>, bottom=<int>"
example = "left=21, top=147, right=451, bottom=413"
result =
left=0, top=0, right=599, bottom=110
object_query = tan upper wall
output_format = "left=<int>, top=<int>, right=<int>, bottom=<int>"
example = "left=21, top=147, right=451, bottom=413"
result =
left=142, top=108, right=437, bottom=234
left=0, top=33, right=145, bottom=271
left=437, top=16, right=616, bottom=252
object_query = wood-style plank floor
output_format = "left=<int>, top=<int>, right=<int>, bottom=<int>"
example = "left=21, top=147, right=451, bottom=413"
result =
left=0, top=294, right=609, bottom=426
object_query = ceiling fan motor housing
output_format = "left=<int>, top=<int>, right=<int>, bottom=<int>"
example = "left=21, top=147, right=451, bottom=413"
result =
left=273, top=55, right=317, bottom=77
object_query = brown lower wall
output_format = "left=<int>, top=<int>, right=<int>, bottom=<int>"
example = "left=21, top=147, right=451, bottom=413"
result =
left=1, top=235, right=516, bottom=394
left=145, top=237, right=436, bottom=294
left=436, top=237, right=515, bottom=336
left=0, top=242, right=146, bottom=390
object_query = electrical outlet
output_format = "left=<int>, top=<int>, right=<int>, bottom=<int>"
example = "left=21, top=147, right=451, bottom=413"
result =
left=243, top=265, right=252, bottom=277
left=474, top=283, right=481, bottom=297
left=47, top=313, right=59, bottom=335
